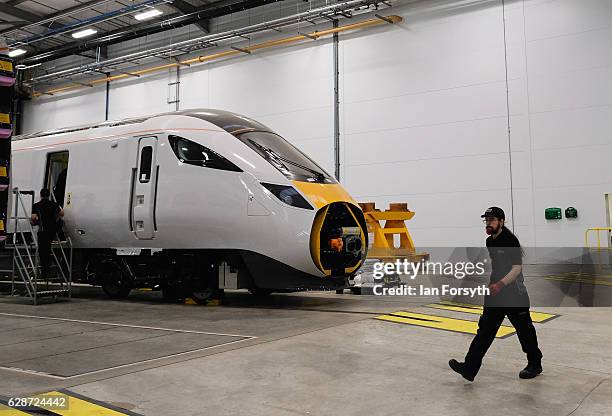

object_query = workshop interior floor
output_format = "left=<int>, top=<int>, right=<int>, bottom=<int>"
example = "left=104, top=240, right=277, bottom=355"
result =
left=0, top=277, right=611, bottom=416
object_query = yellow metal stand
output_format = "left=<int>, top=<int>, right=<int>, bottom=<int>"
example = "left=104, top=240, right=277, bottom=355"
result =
left=359, top=202, right=429, bottom=261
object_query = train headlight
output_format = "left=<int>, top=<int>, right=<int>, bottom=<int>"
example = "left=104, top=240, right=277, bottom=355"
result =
left=261, top=183, right=314, bottom=210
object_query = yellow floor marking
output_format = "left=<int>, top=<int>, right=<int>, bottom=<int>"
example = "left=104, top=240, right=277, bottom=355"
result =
left=556, top=272, right=612, bottom=279
left=375, top=311, right=516, bottom=338
left=545, top=275, right=612, bottom=286
left=34, top=391, right=130, bottom=416
left=425, top=303, right=557, bottom=323
left=0, top=403, right=31, bottom=415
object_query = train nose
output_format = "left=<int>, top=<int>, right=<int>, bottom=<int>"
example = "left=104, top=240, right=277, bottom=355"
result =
left=310, top=202, right=368, bottom=277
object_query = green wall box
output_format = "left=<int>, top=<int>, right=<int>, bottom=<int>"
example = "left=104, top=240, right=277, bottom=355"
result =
left=545, top=207, right=562, bottom=220
left=565, top=207, right=578, bottom=218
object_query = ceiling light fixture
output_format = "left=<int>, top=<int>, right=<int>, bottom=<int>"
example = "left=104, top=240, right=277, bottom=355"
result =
left=134, top=8, right=163, bottom=21
left=8, top=48, right=26, bottom=57
left=72, top=28, right=98, bottom=39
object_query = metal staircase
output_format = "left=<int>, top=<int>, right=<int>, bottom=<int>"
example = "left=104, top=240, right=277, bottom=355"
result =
left=5, top=188, right=72, bottom=305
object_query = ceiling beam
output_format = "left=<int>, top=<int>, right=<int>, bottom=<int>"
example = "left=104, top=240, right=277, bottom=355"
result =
left=0, top=2, right=68, bottom=36
left=170, top=0, right=210, bottom=33
left=22, top=0, right=283, bottom=65
left=0, top=3, right=46, bottom=23
left=6, top=0, right=30, bottom=7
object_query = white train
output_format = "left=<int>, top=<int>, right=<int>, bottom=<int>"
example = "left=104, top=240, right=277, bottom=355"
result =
left=8, top=109, right=368, bottom=300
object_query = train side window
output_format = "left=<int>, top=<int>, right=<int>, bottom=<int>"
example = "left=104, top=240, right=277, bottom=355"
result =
left=139, top=146, right=153, bottom=183
left=168, top=135, right=242, bottom=172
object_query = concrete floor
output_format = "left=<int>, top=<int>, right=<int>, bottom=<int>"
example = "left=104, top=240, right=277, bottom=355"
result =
left=0, top=285, right=611, bottom=416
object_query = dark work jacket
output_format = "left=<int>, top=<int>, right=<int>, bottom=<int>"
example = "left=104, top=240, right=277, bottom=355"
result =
left=485, top=227, right=529, bottom=307
left=32, top=198, right=61, bottom=236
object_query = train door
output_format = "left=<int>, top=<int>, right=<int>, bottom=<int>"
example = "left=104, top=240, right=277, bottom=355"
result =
left=131, top=136, right=158, bottom=239
left=44, top=151, right=69, bottom=207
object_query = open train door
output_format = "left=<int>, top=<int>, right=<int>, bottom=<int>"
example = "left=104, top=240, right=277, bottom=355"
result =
left=131, top=136, right=158, bottom=239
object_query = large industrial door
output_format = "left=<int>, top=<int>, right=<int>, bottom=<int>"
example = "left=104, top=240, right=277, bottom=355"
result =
left=131, top=136, right=158, bottom=239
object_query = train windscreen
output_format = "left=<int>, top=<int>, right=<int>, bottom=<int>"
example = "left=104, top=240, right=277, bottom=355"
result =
left=236, top=131, right=336, bottom=184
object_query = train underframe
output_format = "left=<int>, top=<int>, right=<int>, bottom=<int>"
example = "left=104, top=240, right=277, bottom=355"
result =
left=65, top=248, right=350, bottom=302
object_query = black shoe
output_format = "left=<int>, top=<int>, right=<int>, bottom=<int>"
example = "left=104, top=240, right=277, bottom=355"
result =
left=519, top=363, right=543, bottom=379
left=449, top=359, right=475, bottom=382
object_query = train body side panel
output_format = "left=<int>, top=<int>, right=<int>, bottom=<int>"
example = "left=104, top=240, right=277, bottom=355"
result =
left=9, top=115, right=327, bottom=277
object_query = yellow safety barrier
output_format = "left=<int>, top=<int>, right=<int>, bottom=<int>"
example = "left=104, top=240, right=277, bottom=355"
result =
left=584, top=227, right=612, bottom=250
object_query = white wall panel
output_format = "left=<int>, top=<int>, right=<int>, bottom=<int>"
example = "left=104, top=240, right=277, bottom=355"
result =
left=340, top=0, right=511, bottom=247
left=108, top=69, right=175, bottom=120
left=22, top=89, right=106, bottom=134
left=524, top=0, right=612, bottom=41
left=179, top=65, right=211, bottom=110
left=516, top=0, right=612, bottom=246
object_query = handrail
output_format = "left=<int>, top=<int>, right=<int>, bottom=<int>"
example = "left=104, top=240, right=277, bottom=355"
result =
left=8, top=188, right=73, bottom=304
left=585, top=227, right=612, bottom=250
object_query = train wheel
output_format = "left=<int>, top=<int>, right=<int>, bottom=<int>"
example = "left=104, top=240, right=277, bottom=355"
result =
left=99, top=260, right=131, bottom=299
left=101, top=279, right=131, bottom=299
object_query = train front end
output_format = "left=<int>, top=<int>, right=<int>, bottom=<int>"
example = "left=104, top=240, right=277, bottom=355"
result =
left=291, top=181, right=368, bottom=279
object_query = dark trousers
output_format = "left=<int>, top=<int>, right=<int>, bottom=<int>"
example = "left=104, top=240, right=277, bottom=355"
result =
left=464, top=307, right=542, bottom=377
left=37, top=232, right=53, bottom=277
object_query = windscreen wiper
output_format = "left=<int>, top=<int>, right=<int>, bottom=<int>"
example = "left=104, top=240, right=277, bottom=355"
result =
left=260, top=145, right=326, bottom=181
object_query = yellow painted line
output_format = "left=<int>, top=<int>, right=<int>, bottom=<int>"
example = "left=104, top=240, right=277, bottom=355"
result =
left=426, top=303, right=557, bottom=323
left=544, top=272, right=612, bottom=279
left=556, top=271, right=612, bottom=278
left=0, top=403, right=31, bottom=415
left=375, top=311, right=516, bottom=338
left=545, top=275, right=612, bottom=287
left=34, top=391, right=131, bottom=416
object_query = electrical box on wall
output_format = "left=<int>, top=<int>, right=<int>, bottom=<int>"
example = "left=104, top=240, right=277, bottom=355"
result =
left=565, top=207, right=578, bottom=218
left=545, top=207, right=562, bottom=220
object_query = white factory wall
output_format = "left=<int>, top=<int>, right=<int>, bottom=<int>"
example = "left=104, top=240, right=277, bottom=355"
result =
left=20, top=0, right=612, bottom=250
left=107, top=68, right=176, bottom=120
left=339, top=0, right=512, bottom=247
left=22, top=88, right=106, bottom=134
left=339, top=0, right=612, bottom=248
left=503, top=0, right=612, bottom=249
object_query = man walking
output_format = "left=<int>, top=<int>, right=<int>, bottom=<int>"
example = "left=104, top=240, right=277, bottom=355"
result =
left=449, top=206, right=542, bottom=381
left=31, top=188, right=64, bottom=278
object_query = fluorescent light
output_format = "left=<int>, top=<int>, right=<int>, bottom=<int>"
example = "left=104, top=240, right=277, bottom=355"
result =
left=72, top=28, right=98, bottom=39
left=8, top=48, right=26, bottom=57
left=134, top=8, right=163, bottom=21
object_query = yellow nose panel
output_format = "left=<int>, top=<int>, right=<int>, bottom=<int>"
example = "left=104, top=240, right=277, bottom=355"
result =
left=291, top=181, right=357, bottom=209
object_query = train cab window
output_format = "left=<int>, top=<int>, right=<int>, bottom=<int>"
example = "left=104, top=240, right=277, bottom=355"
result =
left=235, top=131, right=335, bottom=183
left=139, top=146, right=153, bottom=183
left=168, top=135, right=242, bottom=172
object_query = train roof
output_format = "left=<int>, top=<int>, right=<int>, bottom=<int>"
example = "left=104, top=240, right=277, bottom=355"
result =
left=12, top=109, right=272, bottom=141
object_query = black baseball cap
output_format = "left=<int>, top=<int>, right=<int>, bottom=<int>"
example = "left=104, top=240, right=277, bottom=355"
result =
left=481, top=206, right=505, bottom=220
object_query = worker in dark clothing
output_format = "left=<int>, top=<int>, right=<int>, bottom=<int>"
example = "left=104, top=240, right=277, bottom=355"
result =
left=30, top=188, right=64, bottom=278
left=449, top=207, right=542, bottom=381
